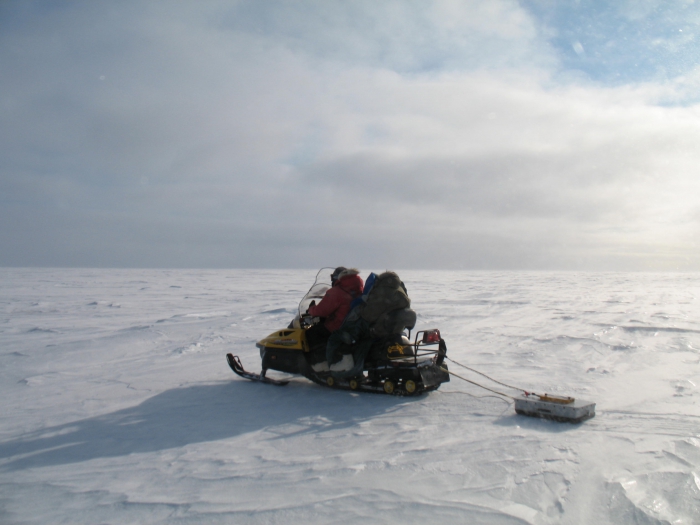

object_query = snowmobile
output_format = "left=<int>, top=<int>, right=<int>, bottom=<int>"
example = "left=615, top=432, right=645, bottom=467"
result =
left=227, top=268, right=450, bottom=395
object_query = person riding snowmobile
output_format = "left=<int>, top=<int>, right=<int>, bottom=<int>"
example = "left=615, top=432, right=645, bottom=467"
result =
left=305, top=267, right=363, bottom=372
left=325, top=271, right=414, bottom=377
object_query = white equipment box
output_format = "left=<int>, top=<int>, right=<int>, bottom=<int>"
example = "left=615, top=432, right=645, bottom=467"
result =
left=514, top=394, right=595, bottom=423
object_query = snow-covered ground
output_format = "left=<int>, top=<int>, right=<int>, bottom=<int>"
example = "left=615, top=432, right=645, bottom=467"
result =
left=1, top=268, right=699, bottom=524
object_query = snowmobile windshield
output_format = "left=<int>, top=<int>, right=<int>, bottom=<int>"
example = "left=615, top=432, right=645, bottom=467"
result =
left=297, top=267, right=335, bottom=318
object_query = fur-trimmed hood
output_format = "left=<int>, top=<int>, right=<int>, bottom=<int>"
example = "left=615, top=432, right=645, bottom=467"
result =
left=337, top=268, right=360, bottom=280
left=335, top=268, right=364, bottom=298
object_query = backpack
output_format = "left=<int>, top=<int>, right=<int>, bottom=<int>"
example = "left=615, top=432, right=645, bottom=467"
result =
left=360, top=271, right=415, bottom=338
left=360, top=271, right=410, bottom=322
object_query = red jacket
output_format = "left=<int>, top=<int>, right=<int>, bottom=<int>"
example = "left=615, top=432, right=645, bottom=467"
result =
left=308, top=270, right=364, bottom=332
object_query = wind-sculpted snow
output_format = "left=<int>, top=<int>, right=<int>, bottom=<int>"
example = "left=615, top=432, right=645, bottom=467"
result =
left=1, top=269, right=699, bottom=524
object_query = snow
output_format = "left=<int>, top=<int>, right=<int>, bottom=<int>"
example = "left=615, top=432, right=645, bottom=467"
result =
left=1, top=268, right=699, bottom=524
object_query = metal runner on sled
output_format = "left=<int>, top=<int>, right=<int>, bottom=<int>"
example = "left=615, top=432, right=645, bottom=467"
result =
left=227, top=268, right=450, bottom=395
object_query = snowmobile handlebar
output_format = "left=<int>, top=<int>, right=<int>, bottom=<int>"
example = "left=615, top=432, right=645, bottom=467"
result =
left=299, top=314, right=319, bottom=328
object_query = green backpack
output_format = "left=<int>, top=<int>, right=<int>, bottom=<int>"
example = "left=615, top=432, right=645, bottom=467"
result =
left=360, top=271, right=413, bottom=337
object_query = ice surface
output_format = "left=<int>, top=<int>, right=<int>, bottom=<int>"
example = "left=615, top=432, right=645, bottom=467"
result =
left=1, top=269, right=699, bottom=524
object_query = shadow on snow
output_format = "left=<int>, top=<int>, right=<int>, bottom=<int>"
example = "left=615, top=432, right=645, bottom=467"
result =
left=0, top=379, right=412, bottom=471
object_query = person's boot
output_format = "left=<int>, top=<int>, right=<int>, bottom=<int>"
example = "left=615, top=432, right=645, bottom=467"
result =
left=312, top=361, right=329, bottom=372
left=330, top=354, right=354, bottom=372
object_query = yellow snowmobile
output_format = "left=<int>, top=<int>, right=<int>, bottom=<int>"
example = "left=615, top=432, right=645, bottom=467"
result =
left=227, top=268, right=449, bottom=395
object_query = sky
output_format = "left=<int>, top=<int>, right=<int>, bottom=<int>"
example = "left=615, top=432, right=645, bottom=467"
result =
left=1, top=0, right=700, bottom=271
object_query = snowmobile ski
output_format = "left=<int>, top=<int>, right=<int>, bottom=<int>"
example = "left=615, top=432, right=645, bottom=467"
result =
left=226, top=353, right=290, bottom=386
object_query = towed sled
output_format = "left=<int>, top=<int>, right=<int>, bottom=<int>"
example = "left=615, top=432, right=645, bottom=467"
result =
left=227, top=268, right=450, bottom=395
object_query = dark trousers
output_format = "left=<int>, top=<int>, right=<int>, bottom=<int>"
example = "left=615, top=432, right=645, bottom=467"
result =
left=305, top=323, right=331, bottom=364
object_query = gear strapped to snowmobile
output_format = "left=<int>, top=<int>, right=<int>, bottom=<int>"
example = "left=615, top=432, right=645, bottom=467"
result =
left=227, top=268, right=450, bottom=395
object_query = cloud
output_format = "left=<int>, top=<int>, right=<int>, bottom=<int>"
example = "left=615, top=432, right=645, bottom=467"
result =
left=1, top=1, right=699, bottom=269
left=216, top=0, right=551, bottom=72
